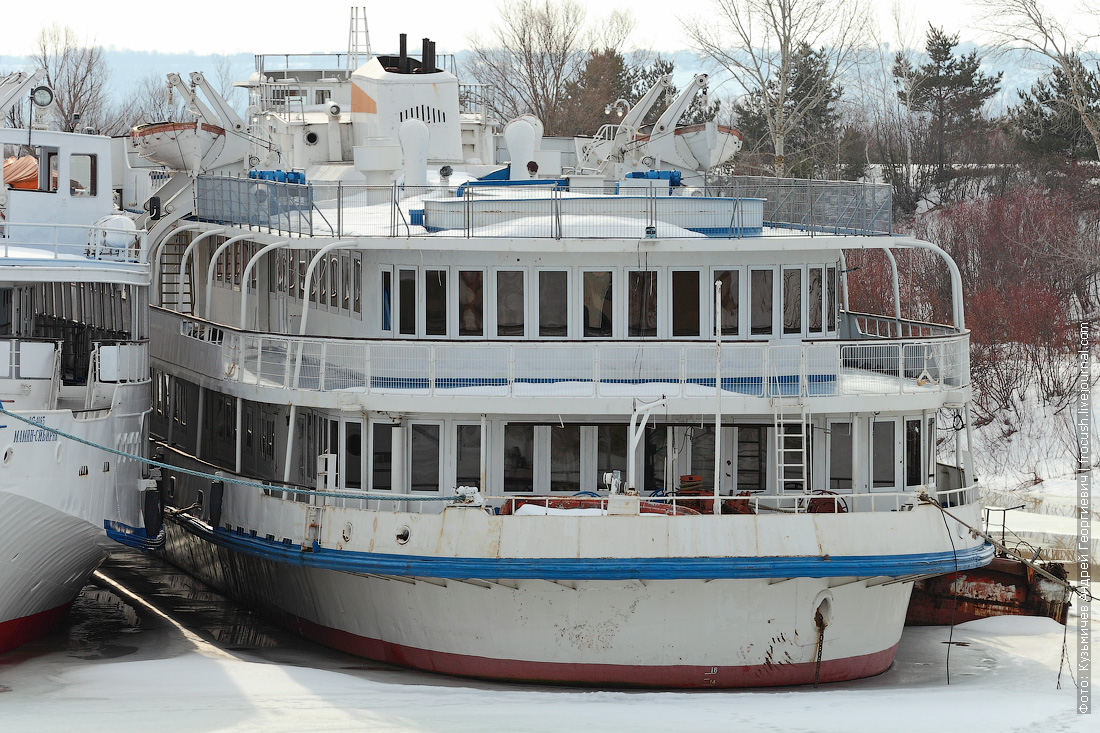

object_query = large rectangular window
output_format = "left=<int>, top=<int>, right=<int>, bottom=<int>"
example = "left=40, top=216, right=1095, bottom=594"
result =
left=715, top=270, right=739, bottom=336
left=597, top=424, right=628, bottom=485
left=496, top=270, right=524, bottom=337
left=808, top=267, right=823, bottom=334
left=345, top=421, right=363, bottom=489
left=643, top=426, right=667, bottom=492
left=905, top=419, right=922, bottom=487
left=737, top=426, right=765, bottom=492
left=455, top=424, right=482, bottom=487
left=628, top=271, right=658, bottom=337
left=750, top=269, right=773, bottom=336
left=782, top=268, right=801, bottom=335
left=829, top=422, right=853, bottom=491
left=425, top=270, right=447, bottom=336
left=381, top=270, right=392, bottom=331
left=582, top=271, right=613, bottom=337
left=827, top=265, right=837, bottom=331
left=371, top=423, right=392, bottom=490
left=398, top=269, right=416, bottom=335
left=539, top=271, right=568, bottom=337
left=672, top=271, right=700, bottom=337
left=69, top=154, right=97, bottom=197
left=504, top=424, right=535, bottom=491
left=689, top=427, right=715, bottom=488
left=872, top=421, right=896, bottom=489
left=410, top=424, right=441, bottom=491
left=550, top=425, right=581, bottom=492
left=458, top=270, right=484, bottom=337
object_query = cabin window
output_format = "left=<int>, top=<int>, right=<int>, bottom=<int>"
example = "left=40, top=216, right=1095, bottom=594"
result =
left=672, top=271, right=700, bottom=337
left=737, top=426, right=765, bottom=492
left=749, top=269, right=773, bottom=336
left=905, top=419, right=922, bottom=487
left=538, top=271, right=568, bottom=337
left=828, top=422, right=853, bottom=491
left=455, top=424, right=482, bottom=488
left=69, top=154, right=97, bottom=197
left=872, top=420, right=896, bottom=490
left=689, top=427, right=716, bottom=489
left=628, top=271, right=658, bottom=337
left=381, top=270, right=392, bottom=331
left=458, top=270, right=484, bottom=337
left=715, top=270, right=739, bottom=336
left=582, top=271, right=613, bottom=338
left=827, top=266, right=837, bottom=330
left=551, top=425, right=582, bottom=492
left=503, top=424, right=535, bottom=491
left=496, top=270, right=524, bottom=337
left=353, top=257, right=362, bottom=315
left=643, top=426, right=668, bottom=492
left=314, top=89, right=333, bottom=105
left=410, top=423, right=441, bottom=491
left=345, top=421, right=363, bottom=489
left=371, top=423, right=392, bottom=490
left=309, top=256, right=319, bottom=301
left=398, top=269, right=416, bottom=335
left=45, top=150, right=59, bottom=193
left=927, top=417, right=936, bottom=485
left=329, top=256, right=340, bottom=306
left=425, top=270, right=447, bottom=335
left=597, top=424, right=628, bottom=485
left=782, top=268, right=801, bottom=335
left=808, top=267, right=823, bottom=334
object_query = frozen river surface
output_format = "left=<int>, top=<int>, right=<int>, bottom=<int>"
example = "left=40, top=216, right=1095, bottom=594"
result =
left=0, top=551, right=1092, bottom=732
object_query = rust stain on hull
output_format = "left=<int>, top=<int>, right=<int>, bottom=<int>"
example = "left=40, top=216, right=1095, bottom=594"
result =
left=906, top=557, right=1071, bottom=626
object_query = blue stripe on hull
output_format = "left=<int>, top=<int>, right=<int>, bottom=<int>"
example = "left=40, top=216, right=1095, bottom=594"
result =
left=104, top=521, right=166, bottom=551
left=174, top=515, right=992, bottom=581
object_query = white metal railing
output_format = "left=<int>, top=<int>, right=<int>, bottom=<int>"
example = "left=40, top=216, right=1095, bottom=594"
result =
left=0, top=338, right=59, bottom=380
left=94, top=342, right=149, bottom=383
left=153, top=309, right=970, bottom=399
left=0, top=222, right=149, bottom=264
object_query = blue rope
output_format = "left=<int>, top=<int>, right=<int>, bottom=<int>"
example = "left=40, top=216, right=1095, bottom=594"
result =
left=0, top=405, right=456, bottom=502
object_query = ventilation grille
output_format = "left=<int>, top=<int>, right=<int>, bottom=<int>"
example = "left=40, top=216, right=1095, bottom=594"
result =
left=399, top=105, right=446, bottom=124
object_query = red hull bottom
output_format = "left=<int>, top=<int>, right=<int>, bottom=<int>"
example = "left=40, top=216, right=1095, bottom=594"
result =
left=0, top=603, right=71, bottom=654
left=283, top=612, right=898, bottom=688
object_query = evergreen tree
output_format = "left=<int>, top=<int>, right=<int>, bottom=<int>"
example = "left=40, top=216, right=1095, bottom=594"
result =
left=1010, top=56, right=1100, bottom=161
left=893, top=26, right=1001, bottom=183
left=627, top=55, right=720, bottom=129
left=557, top=48, right=634, bottom=137
left=733, top=43, right=858, bottom=178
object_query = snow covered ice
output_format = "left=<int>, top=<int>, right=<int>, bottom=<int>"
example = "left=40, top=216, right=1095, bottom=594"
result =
left=0, top=553, right=1093, bottom=733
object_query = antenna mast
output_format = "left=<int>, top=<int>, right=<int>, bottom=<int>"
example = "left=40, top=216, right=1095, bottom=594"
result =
left=347, top=7, right=372, bottom=74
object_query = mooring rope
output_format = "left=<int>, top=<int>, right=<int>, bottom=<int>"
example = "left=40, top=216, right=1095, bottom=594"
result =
left=0, top=405, right=457, bottom=503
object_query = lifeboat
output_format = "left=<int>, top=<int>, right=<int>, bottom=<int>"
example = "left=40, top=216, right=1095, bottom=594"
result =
left=130, top=121, right=229, bottom=171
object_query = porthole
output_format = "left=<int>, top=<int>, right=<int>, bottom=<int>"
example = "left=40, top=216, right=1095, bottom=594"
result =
left=396, top=525, right=411, bottom=545
left=304, top=130, right=319, bottom=146
left=3, top=447, right=13, bottom=466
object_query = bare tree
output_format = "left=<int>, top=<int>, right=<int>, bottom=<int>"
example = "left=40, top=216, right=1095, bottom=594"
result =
left=978, top=0, right=1100, bottom=160
left=465, top=0, right=589, bottom=135
left=114, top=73, right=188, bottom=128
left=31, top=24, right=125, bottom=134
left=684, top=0, right=871, bottom=177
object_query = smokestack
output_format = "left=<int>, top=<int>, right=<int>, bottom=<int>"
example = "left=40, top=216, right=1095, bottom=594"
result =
left=399, top=33, right=407, bottom=70
left=421, top=38, right=429, bottom=72
left=428, top=41, right=436, bottom=73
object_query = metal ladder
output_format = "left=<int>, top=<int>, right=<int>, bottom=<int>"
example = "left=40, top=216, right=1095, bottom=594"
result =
left=772, top=398, right=810, bottom=494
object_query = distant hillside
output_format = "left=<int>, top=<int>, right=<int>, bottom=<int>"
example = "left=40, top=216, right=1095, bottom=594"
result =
left=1, top=45, right=1047, bottom=114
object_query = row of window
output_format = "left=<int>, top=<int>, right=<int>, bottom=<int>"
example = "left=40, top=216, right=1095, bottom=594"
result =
left=23, top=148, right=98, bottom=197
left=379, top=264, right=840, bottom=340
left=269, top=248, right=363, bottom=316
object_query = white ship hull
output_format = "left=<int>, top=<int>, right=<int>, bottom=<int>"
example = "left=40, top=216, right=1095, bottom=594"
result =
left=157, top=450, right=990, bottom=687
left=0, top=404, right=156, bottom=653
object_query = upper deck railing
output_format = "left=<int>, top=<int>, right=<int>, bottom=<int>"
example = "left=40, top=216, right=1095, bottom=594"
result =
left=0, top=222, right=149, bottom=265
left=152, top=308, right=967, bottom=402
left=194, top=175, right=892, bottom=240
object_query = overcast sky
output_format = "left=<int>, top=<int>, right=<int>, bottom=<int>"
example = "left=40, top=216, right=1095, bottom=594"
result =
left=7, top=0, right=1089, bottom=57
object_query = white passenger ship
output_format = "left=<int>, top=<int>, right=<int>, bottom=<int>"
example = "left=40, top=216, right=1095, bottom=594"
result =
left=0, top=72, right=158, bottom=653
left=139, top=32, right=991, bottom=687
